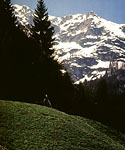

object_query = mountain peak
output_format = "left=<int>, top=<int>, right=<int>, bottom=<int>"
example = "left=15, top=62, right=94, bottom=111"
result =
left=87, top=11, right=98, bottom=17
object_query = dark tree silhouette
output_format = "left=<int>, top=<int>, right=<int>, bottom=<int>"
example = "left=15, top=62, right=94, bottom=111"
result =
left=31, top=0, right=55, bottom=58
left=30, top=0, right=74, bottom=112
left=95, top=78, right=108, bottom=105
left=0, top=0, right=17, bottom=47
left=0, top=0, right=42, bottom=103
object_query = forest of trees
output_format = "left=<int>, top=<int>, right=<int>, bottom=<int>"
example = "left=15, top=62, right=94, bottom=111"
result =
left=0, top=0, right=125, bottom=133
left=0, top=0, right=74, bottom=112
left=72, top=74, right=125, bottom=133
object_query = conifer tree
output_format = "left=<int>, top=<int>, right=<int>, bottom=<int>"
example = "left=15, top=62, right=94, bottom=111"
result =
left=0, top=0, right=17, bottom=47
left=0, top=0, right=16, bottom=28
left=32, top=0, right=55, bottom=58
left=0, top=0, right=41, bottom=102
left=31, top=0, right=74, bottom=112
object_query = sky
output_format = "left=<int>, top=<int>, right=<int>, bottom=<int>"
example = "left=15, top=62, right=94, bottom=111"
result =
left=11, top=0, right=125, bottom=24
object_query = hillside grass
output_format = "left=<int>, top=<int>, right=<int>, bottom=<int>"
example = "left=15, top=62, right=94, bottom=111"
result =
left=0, top=100, right=125, bottom=150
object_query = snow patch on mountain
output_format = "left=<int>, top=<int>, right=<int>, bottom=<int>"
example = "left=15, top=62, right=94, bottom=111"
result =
left=13, top=4, right=34, bottom=26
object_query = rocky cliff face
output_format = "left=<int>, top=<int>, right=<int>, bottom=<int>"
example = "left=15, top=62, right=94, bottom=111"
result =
left=13, top=4, right=125, bottom=83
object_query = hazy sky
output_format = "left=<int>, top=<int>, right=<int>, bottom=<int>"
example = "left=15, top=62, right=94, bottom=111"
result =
left=11, top=0, right=125, bottom=24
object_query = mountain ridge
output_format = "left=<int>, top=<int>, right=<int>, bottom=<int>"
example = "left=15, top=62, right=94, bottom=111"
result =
left=13, top=4, right=125, bottom=83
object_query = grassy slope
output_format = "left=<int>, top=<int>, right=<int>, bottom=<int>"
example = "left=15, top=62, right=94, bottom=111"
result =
left=0, top=100, right=125, bottom=150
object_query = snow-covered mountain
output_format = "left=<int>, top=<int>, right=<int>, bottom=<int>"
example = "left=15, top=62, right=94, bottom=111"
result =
left=13, top=4, right=125, bottom=83
left=13, top=4, right=34, bottom=26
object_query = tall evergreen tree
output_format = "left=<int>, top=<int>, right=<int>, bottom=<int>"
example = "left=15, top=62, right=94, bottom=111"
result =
left=0, top=0, right=42, bottom=102
left=31, top=0, right=74, bottom=112
left=0, top=0, right=17, bottom=84
left=0, top=0, right=17, bottom=99
left=0, top=0, right=17, bottom=29
left=32, top=0, right=55, bottom=58
left=0, top=0, right=18, bottom=49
